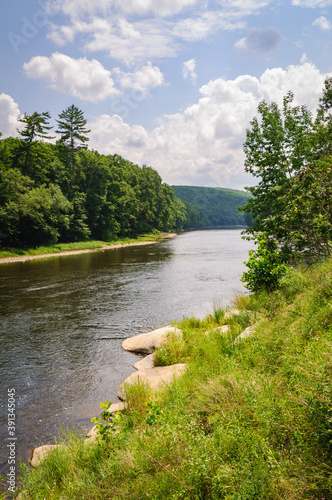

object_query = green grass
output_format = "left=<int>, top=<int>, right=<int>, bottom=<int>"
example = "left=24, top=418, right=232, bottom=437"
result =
left=15, top=259, right=332, bottom=499
left=0, top=232, right=171, bottom=259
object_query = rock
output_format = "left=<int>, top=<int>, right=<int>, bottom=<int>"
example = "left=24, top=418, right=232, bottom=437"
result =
left=30, top=444, right=65, bottom=467
left=118, top=364, right=186, bottom=400
left=133, top=353, right=155, bottom=370
left=122, top=326, right=182, bottom=354
left=234, top=325, right=255, bottom=343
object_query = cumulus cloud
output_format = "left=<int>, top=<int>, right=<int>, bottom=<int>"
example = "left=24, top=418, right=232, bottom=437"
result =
left=23, top=52, right=120, bottom=102
left=182, top=58, right=197, bottom=85
left=114, top=62, right=166, bottom=98
left=312, top=16, right=331, bottom=30
left=0, top=94, right=21, bottom=138
left=88, top=61, right=330, bottom=189
left=46, top=1, right=270, bottom=64
left=234, top=26, right=282, bottom=54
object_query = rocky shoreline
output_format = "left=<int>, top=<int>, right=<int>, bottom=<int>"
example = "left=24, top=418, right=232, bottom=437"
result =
left=28, top=325, right=185, bottom=468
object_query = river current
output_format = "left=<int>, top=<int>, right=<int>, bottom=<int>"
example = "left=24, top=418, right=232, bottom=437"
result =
left=0, top=229, right=253, bottom=480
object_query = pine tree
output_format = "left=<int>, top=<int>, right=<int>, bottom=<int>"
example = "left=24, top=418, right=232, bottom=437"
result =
left=18, top=111, right=54, bottom=175
left=56, top=105, right=90, bottom=191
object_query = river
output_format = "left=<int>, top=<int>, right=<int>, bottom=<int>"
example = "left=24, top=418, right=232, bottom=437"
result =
left=0, top=229, right=253, bottom=482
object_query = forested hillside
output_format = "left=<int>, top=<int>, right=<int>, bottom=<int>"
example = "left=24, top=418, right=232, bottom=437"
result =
left=173, top=185, right=250, bottom=228
left=0, top=105, right=187, bottom=248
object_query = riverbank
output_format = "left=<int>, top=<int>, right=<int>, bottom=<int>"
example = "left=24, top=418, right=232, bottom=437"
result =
left=15, top=258, right=332, bottom=499
left=0, top=233, right=177, bottom=264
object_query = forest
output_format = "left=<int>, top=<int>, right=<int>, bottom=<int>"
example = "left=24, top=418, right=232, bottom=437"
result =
left=0, top=105, right=251, bottom=249
left=0, top=105, right=188, bottom=248
left=172, top=185, right=249, bottom=228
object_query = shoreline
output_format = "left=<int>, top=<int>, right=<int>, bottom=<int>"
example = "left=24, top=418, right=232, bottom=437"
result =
left=0, top=233, right=178, bottom=264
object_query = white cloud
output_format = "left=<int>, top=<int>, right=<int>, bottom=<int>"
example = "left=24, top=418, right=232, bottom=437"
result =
left=182, top=58, right=197, bottom=85
left=48, top=0, right=200, bottom=18
left=48, top=18, right=177, bottom=64
left=0, top=94, right=21, bottom=138
left=234, top=26, right=282, bottom=54
left=312, top=16, right=331, bottom=30
left=292, top=0, right=332, bottom=6
left=114, top=62, right=166, bottom=98
left=23, top=52, right=120, bottom=102
left=88, top=61, right=330, bottom=189
left=46, top=1, right=271, bottom=64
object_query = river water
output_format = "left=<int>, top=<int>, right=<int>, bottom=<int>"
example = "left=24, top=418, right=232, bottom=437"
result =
left=0, top=229, right=253, bottom=481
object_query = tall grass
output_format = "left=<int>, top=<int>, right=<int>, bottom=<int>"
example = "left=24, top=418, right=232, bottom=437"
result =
left=17, top=259, right=332, bottom=499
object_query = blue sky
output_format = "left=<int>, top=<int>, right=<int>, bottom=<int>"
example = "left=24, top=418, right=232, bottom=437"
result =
left=0, top=0, right=332, bottom=189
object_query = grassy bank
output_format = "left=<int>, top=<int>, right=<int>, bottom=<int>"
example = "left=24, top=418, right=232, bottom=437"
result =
left=0, top=232, right=172, bottom=259
left=15, top=258, right=332, bottom=499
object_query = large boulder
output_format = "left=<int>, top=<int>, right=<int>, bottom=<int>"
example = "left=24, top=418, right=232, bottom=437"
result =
left=118, top=364, right=186, bottom=400
left=122, top=326, right=182, bottom=354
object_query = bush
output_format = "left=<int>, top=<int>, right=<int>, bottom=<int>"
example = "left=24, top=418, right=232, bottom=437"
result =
left=241, top=234, right=289, bottom=293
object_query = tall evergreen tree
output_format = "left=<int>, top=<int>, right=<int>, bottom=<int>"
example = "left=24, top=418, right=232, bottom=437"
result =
left=17, top=111, right=54, bottom=175
left=56, top=105, right=90, bottom=191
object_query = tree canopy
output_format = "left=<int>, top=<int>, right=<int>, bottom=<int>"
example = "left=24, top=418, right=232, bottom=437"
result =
left=241, top=77, right=332, bottom=291
left=0, top=105, right=192, bottom=247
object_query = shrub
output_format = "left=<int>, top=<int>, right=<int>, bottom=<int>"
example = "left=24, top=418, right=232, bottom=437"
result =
left=241, top=234, right=289, bottom=293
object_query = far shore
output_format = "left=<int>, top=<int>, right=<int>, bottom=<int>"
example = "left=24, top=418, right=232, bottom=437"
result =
left=0, top=233, right=178, bottom=265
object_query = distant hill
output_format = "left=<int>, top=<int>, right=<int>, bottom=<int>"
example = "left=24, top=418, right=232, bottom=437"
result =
left=172, top=185, right=250, bottom=228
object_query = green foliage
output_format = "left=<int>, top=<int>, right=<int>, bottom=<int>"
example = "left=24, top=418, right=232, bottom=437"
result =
left=91, top=401, right=124, bottom=439
left=56, top=105, right=90, bottom=191
left=262, top=155, right=332, bottom=261
left=172, top=185, right=250, bottom=228
left=241, top=84, right=332, bottom=272
left=241, top=92, right=315, bottom=233
left=0, top=116, right=188, bottom=249
left=241, top=234, right=289, bottom=292
left=17, top=111, right=54, bottom=177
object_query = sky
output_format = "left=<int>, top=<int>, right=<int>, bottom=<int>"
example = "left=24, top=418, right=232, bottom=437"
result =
left=0, top=0, right=332, bottom=190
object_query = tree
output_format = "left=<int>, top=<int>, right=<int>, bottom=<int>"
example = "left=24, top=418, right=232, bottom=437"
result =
left=241, top=92, right=314, bottom=234
left=261, top=156, right=332, bottom=261
left=0, top=169, right=71, bottom=246
left=17, top=111, right=54, bottom=175
left=240, top=86, right=332, bottom=292
left=56, top=105, right=90, bottom=192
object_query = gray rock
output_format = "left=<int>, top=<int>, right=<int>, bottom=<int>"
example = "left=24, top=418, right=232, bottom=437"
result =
left=122, top=326, right=182, bottom=354
left=118, top=363, right=186, bottom=400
